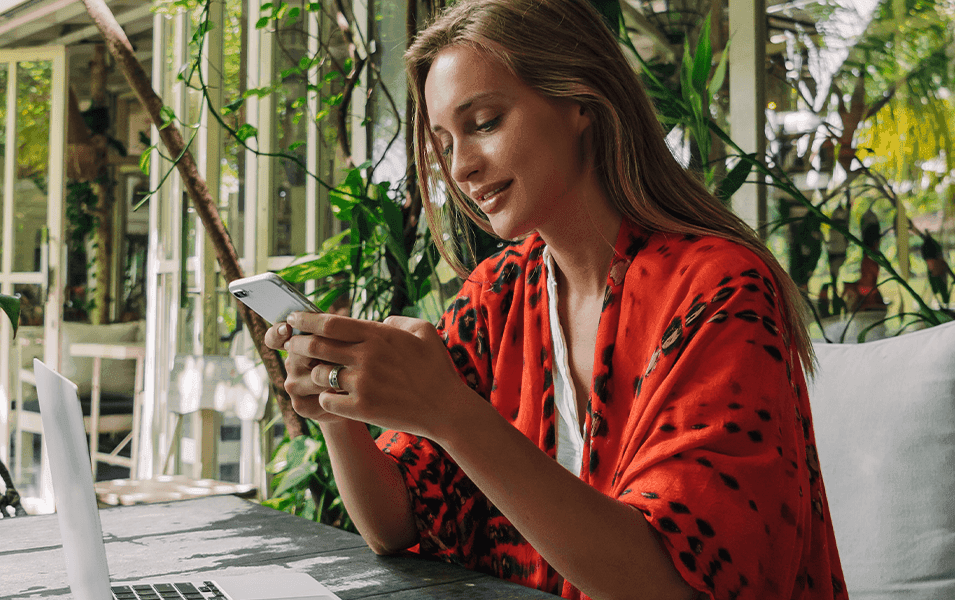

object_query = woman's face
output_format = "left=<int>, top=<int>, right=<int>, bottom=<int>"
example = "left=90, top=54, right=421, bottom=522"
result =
left=424, top=45, right=593, bottom=240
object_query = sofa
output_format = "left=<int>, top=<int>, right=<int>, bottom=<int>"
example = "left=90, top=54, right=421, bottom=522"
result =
left=808, top=319, right=955, bottom=599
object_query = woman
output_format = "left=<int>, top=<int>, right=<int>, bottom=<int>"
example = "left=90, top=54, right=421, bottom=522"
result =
left=265, top=0, right=846, bottom=597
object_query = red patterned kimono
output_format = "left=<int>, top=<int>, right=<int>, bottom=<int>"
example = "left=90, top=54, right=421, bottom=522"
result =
left=376, top=219, right=846, bottom=599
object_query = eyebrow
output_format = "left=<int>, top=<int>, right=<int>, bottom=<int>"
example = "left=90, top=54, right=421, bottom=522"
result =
left=431, top=91, right=500, bottom=133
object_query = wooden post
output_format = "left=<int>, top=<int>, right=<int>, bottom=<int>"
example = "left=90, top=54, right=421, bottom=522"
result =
left=728, top=0, right=767, bottom=236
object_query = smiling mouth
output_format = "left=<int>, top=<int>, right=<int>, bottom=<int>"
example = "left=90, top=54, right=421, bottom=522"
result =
left=478, top=181, right=512, bottom=205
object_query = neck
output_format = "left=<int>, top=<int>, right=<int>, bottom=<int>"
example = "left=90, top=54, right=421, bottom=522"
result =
left=539, top=191, right=622, bottom=301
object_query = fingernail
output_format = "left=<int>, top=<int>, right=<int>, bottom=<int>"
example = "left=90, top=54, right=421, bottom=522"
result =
left=278, top=323, right=288, bottom=336
left=287, top=312, right=300, bottom=326
left=284, top=341, right=290, bottom=351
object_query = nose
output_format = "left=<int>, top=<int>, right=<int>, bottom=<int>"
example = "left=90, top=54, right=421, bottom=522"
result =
left=449, top=139, right=481, bottom=186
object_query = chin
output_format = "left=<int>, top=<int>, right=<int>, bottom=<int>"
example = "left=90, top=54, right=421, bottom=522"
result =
left=487, top=215, right=536, bottom=243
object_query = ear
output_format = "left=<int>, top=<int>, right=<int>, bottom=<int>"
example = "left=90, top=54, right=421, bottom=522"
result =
left=574, top=103, right=593, bottom=136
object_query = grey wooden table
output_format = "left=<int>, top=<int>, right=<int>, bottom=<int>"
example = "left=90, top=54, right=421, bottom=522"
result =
left=0, top=495, right=560, bottom=599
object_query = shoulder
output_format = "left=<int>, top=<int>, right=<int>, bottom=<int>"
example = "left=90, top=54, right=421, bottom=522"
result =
left=623, top=228, right=777, bottom=295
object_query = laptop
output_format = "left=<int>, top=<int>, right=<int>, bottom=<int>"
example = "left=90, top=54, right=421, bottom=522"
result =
left=33, top=359, right=341, bottom=600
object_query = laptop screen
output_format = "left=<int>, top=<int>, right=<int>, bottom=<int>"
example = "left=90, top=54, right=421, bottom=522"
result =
left=34, top=359, right=113, bottom=599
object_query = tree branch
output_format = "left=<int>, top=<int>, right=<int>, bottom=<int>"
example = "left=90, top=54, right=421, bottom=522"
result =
left=80, top=0, right=311, bottom=462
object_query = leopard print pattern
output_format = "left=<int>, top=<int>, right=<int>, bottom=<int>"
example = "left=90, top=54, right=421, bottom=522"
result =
left=378, top=220, right=847, bottom=599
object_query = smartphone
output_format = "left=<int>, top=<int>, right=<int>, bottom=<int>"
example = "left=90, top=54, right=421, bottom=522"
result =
left=228, top=272, right=320, bottom=334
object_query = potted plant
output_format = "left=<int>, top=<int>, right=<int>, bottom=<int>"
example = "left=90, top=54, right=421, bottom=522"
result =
left=0, top=292, right=26, bottom=517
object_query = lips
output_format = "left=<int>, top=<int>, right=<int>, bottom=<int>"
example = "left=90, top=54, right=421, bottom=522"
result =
left=474, top=180, right=512, bottom=212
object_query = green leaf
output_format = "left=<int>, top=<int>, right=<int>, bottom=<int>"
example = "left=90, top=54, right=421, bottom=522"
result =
left=289, top=141, right=306, bottom=152
left=412, top=236, right=440, bottom=285
left=139, top=146, right=153, bottom=175
left=383, top=235, right=411, bottom=277
left=328, top=169, right=364, bottom=218
left=315, top=286, right=349, bottom=312
left=715, top=154, right=755, bottom=204
left=402, top=305, right=422, bottom=318
left=278, top=245, right=352, bottom=282
left=234, top=124, right=258, bottom=142
left=657, top=96, right=691, bottom=122
left=287, top=435, right=321, bottom=466
left=243, top=85, right=279, bottom=99
left=929, top=274, right=950, bottom=304
left=191, top=20, right=214, bottom=45
left=587, top=0, right=623, bottom=33
left=280, top=66, right=301, bottom=80
left=708, top=39, right=730, bottom=98
left=255, top=16, right=270, bottom=28
left=273, top=460, right=318, bottom=497
left=353, top=204, right=375, bottom=243
left=692, top=15, right=713, bottom=92
left=159, top=106, right=176, bottom=130
left=378, top=187, right=403, bottom=241
left=0, top=293, right=20, bottom=338
left=680, top=39, right=704, bottom=125
left=221, top=97, right=245, bottom=116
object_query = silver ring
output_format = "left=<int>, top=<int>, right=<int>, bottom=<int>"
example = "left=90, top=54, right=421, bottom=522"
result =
left=328, top=365, right=345, bottom=392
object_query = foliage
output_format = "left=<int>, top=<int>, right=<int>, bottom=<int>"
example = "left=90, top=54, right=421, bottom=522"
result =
left=261, top=419, right=382, bottom=530
left=13, top=61, right=53, bottom=193
left=0, top=294, right=20, bottom=338
left=769, top=0, right=954, bottom=336
left=66, top=180, right=99, bottom=245
left=625, top=16, right=744, bottom=201
left=148, top=0, right=492, bottom=526
left=621, top=2, right=953, bottom=340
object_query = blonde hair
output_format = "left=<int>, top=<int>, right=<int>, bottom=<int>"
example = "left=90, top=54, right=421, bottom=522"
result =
left=406, top=0, right=814, bottom=372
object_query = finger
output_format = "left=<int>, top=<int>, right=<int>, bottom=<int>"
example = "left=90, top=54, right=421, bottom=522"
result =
left=284, top=351, right=319, bottom=378
left=264, top=322, right=293, bottom=349
left=311, top=362, right=351, bottom=393
left=283, top=355, right=323, bottom=397
left=287, top=311, right=384, bottom=343
left=285, top=333, right=355, bottom=365
left=383, top=315, right=434, bottom=337
left=318, top=389, right=358, bottom=420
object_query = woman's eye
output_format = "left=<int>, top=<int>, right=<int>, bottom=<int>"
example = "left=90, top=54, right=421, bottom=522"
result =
left=441, top=144, right=453, bottom=157
left=476, top=116, right=501, bottom=132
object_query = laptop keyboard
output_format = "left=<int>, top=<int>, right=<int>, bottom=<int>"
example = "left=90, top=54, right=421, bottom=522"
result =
left=111, top=581, right=230, bottom=600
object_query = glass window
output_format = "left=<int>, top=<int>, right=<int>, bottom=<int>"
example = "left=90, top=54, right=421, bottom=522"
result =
left=14, top=61, right=52, bottom=275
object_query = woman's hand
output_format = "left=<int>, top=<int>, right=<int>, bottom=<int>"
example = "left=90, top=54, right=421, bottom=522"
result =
left=264, top=320, right=349, bottom=424
left=279, top=311, right=474, bottom=438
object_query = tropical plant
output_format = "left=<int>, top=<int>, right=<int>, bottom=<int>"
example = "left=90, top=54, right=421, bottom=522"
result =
left=128, top=0, right=489, bottom=524
left=620, top=1, right=954, bottom=341
left=0, top=294, right=19, bottom=338
left=765, top=0, right=955, bottom=338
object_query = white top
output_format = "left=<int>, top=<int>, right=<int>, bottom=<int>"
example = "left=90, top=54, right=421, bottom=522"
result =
left=542, top=247, right=585, bottom=476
